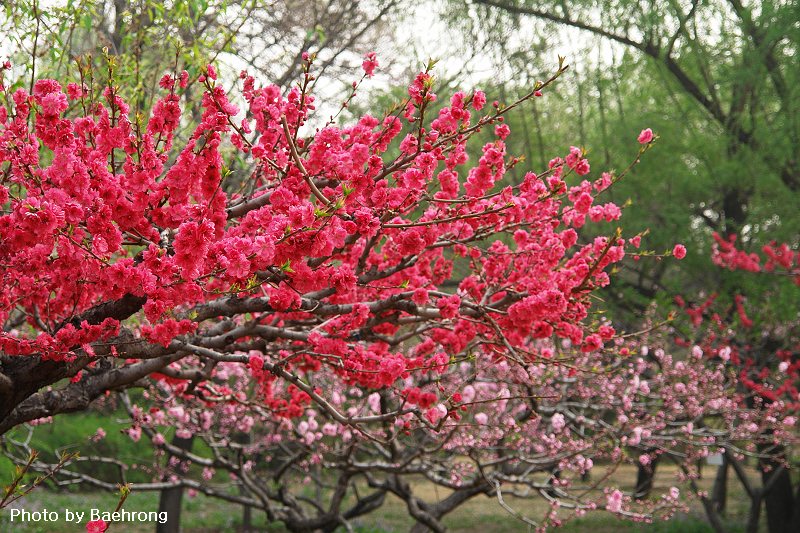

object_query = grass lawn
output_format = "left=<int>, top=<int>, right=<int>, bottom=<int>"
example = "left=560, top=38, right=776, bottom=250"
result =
left=1, top=462, right=759, bottom=532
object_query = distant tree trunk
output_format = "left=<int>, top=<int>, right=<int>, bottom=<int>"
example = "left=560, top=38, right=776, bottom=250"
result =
left=235, top=432, right=254, bottom=532
left=241, top=503, right=252, bottom=533
left=410, top=523, right=430, bottom=533
left=759, top=449, right=797, bottom=533
left=745, top=489, right=762, bottom=533
left=157, top=434, right=194, bottom=533
left=711, top=455, right=728, bottom=513
left=239, top=481, right=253, bottom=533
left=634, top=455, right=658, bottom=500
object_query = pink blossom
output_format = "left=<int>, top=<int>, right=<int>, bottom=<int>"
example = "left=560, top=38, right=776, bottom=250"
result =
left=719, top=346, right=731, bottom=361
left=362, top=52, right=379, bottom=77
left=436, top=294, right=461, bottom=319
left=411, top=287, right=429, bottom=305
left=606, top=490, right=623, bottom=513
left=426, top=404, right=448, bottom=424
left=368, top=392, right=381, bottom=413
left=673, top=244, right=687, bottom=259
left=581, top=334, right=603, bottom=353
left=495, top=123, right=510, bottom=140
left=127, top=426, right=141, bottom=442
left=86, top=519, right=107, bottom=533
left=472, top=90, right=486, bottom=110
left=551, top=413, right=566, bottom=432
left=637, top=128, right=654, bottom=144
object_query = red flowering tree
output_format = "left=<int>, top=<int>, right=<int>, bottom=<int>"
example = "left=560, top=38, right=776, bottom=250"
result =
left=0, top=53, right=627, bottom=436
left=4, top=53, right=794, bottom=532
left=0, top=51, right=630, bottom=524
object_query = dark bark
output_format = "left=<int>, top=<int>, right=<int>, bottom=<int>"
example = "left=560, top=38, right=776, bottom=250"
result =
left=235, top=433, right=254, bottom=532
left=634, top=455, right=659, bottom=500
left=711, top=455, right=729, bottom=513
left=57, top=293, right=146, bottom=332
left=745, top=489, right=762, bottom=533
left=369, top=475, right=490, bottom=533
left=759, top=454, right=796, bottom=533
left=0, top=356, right=86, bottom=425
left=673, top=456, right=730, bottom=533
left=790, top=482, right=800, bottom=533
left=240, top=488, right=253, bottom=532
left=698, top=494, right=732, bottom=533
left=0, top=351, right=177, bottom=434
left=0, top=294, right=148, bottom=431
left=321, top=491, right=387, bottom=533
left=729, top=444, right=799, bottom=533
left=157, top=435, right=195, bottom=533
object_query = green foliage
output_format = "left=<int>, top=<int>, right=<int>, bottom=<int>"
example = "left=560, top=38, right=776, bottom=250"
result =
left=1, top=410, right=154, bottom=486
left=1, top=0, right=235, bottom=112
left=427, top=0, right=800, bottom=324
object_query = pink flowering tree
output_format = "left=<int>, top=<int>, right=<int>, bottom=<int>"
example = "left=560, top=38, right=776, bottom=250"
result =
left=668, top=235, right=800, bottom=533
left=12, top=313, right=796, bottom=532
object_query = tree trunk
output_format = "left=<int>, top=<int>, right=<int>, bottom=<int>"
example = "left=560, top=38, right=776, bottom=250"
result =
left=241, top=503, right=252, bottom=533
left=745, top=490, right=762, bottom=533
left=711, top=455, right=728, bottom=513
left=698, top=495, right=731, bottom=533
left=790, top=482, right=800, bottom=533
left=634, top=456, right=658, bottom=500
left=156, top=434, right=194, bottom=533
left=760, top=455, right=796, bottom=533
left=236, top=433, right=254, bottom=532
left=410, top=523, right=430, bottom=533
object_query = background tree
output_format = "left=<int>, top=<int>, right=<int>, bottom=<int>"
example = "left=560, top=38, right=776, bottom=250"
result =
left=444, top=0, right=800, bottom=320
left=1, top=0, right=403, bottom=122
